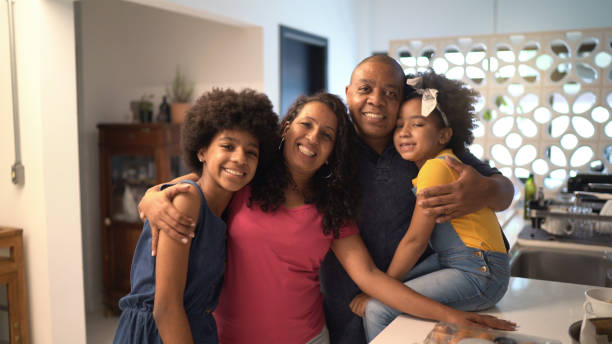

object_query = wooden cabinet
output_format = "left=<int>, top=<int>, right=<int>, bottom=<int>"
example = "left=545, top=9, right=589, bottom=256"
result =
left=98, top=123, right=187, bottom=313
left=0, top=227, right=29, bottom=344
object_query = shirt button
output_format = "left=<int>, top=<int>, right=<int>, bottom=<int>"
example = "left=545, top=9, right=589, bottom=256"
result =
left=479, top=266, right=488, bottom=272
left=205, top=308, right=211, bottom=315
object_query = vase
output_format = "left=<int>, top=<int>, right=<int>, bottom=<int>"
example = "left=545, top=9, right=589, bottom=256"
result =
left=170, top=102, right=190, bottom=123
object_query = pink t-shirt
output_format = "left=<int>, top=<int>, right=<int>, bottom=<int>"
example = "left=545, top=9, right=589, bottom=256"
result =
left=214, top=186, right=359, bottom=343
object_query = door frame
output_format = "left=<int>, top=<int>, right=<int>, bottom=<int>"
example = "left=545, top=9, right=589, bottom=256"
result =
left=279, top=25, right=328, bottom=116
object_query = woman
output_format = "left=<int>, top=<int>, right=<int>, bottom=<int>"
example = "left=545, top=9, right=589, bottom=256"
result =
left=140, top=92, right=515, bottom=343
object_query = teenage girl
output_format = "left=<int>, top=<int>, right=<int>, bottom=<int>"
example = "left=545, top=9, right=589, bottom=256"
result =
left=113, top=88, right=279, bottom=344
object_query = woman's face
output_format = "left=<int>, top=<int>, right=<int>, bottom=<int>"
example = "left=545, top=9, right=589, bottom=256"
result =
left=198, top=129, right=260, bottom=193
left=283, top=101, right=338, bottom=181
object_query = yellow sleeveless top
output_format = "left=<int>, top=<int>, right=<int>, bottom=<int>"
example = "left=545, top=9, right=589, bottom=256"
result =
left=412, top=149, right=506, bottom=253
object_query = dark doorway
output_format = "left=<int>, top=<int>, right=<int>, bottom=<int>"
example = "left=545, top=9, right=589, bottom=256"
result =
left=280, top=26, right=328, bottom=117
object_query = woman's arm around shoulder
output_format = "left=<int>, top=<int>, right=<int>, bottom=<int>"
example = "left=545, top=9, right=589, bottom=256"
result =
left=153, top=183, right=201, bottom=344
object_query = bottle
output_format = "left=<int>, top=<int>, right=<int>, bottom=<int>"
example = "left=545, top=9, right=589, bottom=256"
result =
left=537, top=187, right=544, bottom=207
left=157, top=96, right=171, bottom=123
left=524, top=173, right=536, bottom=219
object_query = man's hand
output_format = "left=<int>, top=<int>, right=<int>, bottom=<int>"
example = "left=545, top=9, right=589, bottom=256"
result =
left=418, top=156, right=514, bottom=223
left=349, top=293, right=372, bottom=317
left=138, top=183, right=195, bottom=255
left=417, top=156, right=486, bottom=223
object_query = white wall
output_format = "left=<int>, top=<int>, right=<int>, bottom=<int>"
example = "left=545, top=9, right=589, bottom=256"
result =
left=77, top=0, right=265, bottom=312
left=0, top=0, right=86, bottom=343
left=368, top=0, right=612, bottom=53
left=127, top=0, right=362, bottom=110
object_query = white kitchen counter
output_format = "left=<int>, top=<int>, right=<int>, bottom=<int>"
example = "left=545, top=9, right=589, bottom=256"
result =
left=370, top=277, right=590, bottom=344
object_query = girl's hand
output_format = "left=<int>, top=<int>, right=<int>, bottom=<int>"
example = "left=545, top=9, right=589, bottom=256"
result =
left=138, top=183, right=196, bottom=255
left=447, top=310, right=517, bottom=331
left=349, top=293, right=372, bottom=317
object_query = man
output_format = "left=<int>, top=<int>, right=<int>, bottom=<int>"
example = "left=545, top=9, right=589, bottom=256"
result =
left=319, top=55, right=513, bottom=343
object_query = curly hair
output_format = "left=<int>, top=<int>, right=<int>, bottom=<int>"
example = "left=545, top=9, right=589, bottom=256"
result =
left=181, top=88, right=280, bottom=182
left=249, top=92, right=361, bottom=238
left=404, top=71, right=479, bottom=152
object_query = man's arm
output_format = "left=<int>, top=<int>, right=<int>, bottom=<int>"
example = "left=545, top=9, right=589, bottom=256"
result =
left=138, top=173, right=199, bottom=255
left=418, top=156, right=514, bottom=223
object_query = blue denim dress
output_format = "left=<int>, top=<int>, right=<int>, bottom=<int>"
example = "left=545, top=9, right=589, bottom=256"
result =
left=113, top=180, right=226, bottom=344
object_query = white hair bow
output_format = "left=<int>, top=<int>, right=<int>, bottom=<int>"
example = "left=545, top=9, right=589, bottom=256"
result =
left=405, top=77, right=449, bottom=127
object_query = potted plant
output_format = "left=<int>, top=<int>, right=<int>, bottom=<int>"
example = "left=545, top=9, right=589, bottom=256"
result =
left=138, top=94, right=154, bottom=123
left=166, top=67, right=194, bottom=123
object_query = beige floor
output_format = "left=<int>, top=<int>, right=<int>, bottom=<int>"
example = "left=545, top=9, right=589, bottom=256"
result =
left=86, top=310, right=119, bottom=344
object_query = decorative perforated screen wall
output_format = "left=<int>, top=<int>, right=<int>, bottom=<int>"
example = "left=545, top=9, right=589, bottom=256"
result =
left=390, top=28, right=612, bottom=190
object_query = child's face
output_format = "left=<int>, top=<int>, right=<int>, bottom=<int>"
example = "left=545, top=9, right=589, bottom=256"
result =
left=394, top=98, right=452, bottom=168
left=198, top=129, right=259, bottom=193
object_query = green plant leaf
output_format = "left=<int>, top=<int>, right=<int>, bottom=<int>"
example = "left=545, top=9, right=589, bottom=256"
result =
left=167, top=66, right=194, bottom=103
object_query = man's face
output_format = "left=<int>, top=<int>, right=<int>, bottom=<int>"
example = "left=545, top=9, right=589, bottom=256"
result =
left=345, top=61, right=403, bottom=145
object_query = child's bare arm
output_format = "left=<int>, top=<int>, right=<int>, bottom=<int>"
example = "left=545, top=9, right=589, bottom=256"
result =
left=153, top=185, right=200, bottom=344
left=386, top=204, right=436, bottom=280
left=138, top=173, right=199, bottom=255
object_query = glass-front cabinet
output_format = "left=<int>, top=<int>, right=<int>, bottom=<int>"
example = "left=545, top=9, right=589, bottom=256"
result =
left=98, top=123, right=187, bottom=313
left=0, top=227, right=28, bottom=344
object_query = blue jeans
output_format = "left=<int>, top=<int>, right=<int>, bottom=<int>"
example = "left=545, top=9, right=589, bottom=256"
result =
left=363, top=221, right=510, bottom=342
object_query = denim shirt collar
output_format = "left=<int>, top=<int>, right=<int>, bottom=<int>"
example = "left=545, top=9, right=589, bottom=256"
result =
left=354, top=135, right=397, bottom=162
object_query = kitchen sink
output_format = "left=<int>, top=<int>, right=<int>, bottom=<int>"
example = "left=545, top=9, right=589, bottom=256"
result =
left=509, top=246, right=612, bottom=287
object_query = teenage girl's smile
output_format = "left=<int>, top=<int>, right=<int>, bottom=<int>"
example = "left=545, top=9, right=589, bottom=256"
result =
left=222, top=166, right=247, bottom=177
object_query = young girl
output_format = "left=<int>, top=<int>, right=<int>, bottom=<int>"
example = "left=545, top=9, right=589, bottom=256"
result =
left=357, top=72, right=511, bottom=341
left=113, top=88, right=279, bottom=344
